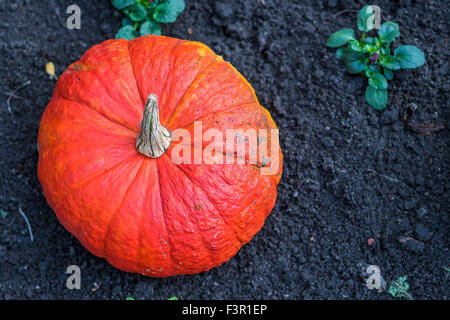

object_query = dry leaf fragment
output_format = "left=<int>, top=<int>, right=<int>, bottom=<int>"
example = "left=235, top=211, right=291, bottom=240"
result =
left=46, top=61, right=57, bottom=80
left=408, top=121, right=444, bottom=136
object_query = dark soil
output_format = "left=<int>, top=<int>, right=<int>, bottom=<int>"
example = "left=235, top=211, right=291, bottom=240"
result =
left=0, top=0, right=448, bottom=300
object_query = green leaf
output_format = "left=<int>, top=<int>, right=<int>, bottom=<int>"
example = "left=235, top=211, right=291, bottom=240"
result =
left=0, top=209, right=8, bottom=219
left=368, top=73, right=388, bottom=89
left=357, top=5, right=376, bottom=32
left=153, top=0, right=185, bottom=23
left=115, top=25, right=136, bottom=39
left=336, top=47, right=356, bottom=59
left=168, top=297, right=178, bottom=300
left=364, top=37, right=375, bottom=45
left=126, top=297, right=135, bottom=300
left=388, top=276, right=413, bottom=300
left=366, top=85, right=388, bottom=110
left=394, top=45, right=425, bottom=69
left=364, top=69, right=374, bottom=78
left=380, top=55, right=400, bottom=70
left=342, top=51, right=366, bottom=74
left=375, top=37, right=382, bottom=48
left=384, top=68, right=394, bottom=80
left=326, top=28, right=356, bottom=48
left=378, top=21, right=400, bottom=43
left=140, top=20, right=162, bottom=36
left=379, top=46, right=391, bottom=56
left=122, top=17, right=133, bottom=27
left=363, top=43, right=377, bottom=54
left=147, top=0, right=161, bottom=9
left=368, top=64, right=380, bottom=72
left=348, top=39, right=363, bottom=52
left=126, top=3, right=148, bottom=21
left=112, top=0, right=137, bottom=10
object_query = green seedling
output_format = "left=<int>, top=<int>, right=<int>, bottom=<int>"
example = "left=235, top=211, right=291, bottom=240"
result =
left=326, top=5, right=425, bottom=110
left=112, top=0, right=185, bottom=39
left=0, top=209, right=8, bottom=219
left=388, top=275, right=413, bottom=300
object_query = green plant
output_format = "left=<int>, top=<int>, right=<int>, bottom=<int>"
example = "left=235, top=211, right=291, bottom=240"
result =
left=112, top=0, right=185, bottom=39
left=388, top=275, right=413, bottom=300
left=326, top=5, right=425, bottom=110
left=0, top=209, right=8, bottom=219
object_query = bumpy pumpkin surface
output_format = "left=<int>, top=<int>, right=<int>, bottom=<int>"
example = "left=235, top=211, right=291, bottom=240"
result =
left=38, top=35, right=283, bottom=277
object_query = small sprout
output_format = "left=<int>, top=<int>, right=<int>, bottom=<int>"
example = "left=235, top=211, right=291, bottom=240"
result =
left=126, top=297, right=135, bottom=300
left=112, top=0, right=185, bottom=39
left=0, top=209, right=8, bottom=219
left=18, top=206, right=34, bottom=242
left=388, top=275, right=413, bottom=300
left=45, top=61, right=58, bottom=80
left=326, top=5, right=425, bottom=110
left=168, top=296, right=178, bottom=300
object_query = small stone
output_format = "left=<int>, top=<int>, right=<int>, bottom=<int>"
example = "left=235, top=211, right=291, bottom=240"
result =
left=404, top=198, right=418, bottom=210
left=227, top=22, right=249, bottom=39
left=214, top=2, right=234, bottom=19
left=257, top=26, right=270, bottom=49
left=339, top=0, right=355, bottom=8
left=397, top=217, right=410, bottom=231
left=415, top=223, right=432, bottom=242
left=326, top=0, right=339, bottom=7
left=314, top=68, right=325, bottom=79
left=398, top=236, right=424, bottom=253
left=380, top=108, right=398, bottom=125
left=416, top=207, right=427, bottom=218
left=304, top=22, right=316, bottom=34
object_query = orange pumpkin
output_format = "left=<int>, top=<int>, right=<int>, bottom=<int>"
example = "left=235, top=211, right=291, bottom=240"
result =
left=38, top=35, right=283, bottom=277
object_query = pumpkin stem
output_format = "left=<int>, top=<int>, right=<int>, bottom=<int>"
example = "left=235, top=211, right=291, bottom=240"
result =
left=136, top=94, right=171, bottom=158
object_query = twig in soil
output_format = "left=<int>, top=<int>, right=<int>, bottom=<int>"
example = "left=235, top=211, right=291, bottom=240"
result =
left=327, top=9, right=359, bottom=20
left=18, top=205, right=34, bottom=242
left=366, top=168, right=399, bottom=183
left=6, top=80, right=31, bottom=113
left=271, top=214, right=283, bottom=222
left=1, top=91, right=22, bottom=100
left=408, top=121, right=444, bottom=136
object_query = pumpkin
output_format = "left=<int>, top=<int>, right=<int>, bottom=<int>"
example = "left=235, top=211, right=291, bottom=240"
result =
left=38, top=35, right=283, bottom=277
